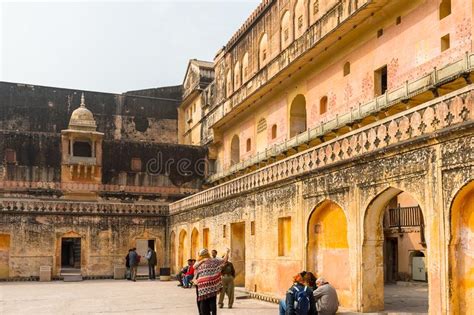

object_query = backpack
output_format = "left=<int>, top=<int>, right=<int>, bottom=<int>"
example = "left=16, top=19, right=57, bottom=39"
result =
left=292, top=285, right=310, bottom=315
left=136, top=255, right=141, bottom=264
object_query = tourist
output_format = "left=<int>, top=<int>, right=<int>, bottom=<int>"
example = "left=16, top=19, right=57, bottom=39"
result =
left=218, top=258, right=235, bottom=309
left=182, top=259, right=195, bottom=288
left=279, top=272, right=316, bottom=315
left=313, top=277, right=339, bottom=315
left=194, top=248, right=230, bottom=315
left=145, top=246, right=157, bottom=280
left=128, top=248, right=138, bottom=282
left=177, top=259, right=193, bottom=286
left=211, top=249, right=218, bottom=259
left=125, top=249, right=132, bottom=280
left=304, top=272, right=317, bottom=291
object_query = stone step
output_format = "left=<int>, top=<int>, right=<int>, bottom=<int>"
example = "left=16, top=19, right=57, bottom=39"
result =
left=63, top=274, right=83, bottom=282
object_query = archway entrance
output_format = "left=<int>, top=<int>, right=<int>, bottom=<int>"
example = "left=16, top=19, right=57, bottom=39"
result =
left=289, top=94, right=306, bottom=137
left=449, top=181, right=474, bottom=314
left=170, top=231, right=176, bottom=274
left=178, top=230, right=187, bottom=269
left=362, top=188, right=428, bottom=312
left=61, top=237, right=81, bottom=269
left=191, top=228, right=199, bottom=260
left=307, top=200, right=350, bottom=307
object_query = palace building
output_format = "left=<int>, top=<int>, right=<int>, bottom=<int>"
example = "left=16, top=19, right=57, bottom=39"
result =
left=1, top=0, right=474, bottom=313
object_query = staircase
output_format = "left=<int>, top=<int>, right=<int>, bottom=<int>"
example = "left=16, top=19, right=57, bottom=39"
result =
left=61, top=268, right=82, bottom=282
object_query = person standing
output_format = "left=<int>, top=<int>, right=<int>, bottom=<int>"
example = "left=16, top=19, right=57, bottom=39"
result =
left=125, top=249, right=132, bottom=280
left=313, top=277, right=339, bottom=315
left=146, top=246, right=157, bottom=280
left=129, top=248, right=138, bottom=282
left=194, top=248, right=230, bottom=315
left=218, top=259, right=235, bottom=309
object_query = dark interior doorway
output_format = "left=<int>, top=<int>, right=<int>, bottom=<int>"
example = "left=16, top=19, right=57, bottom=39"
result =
left=61, top=238, right=81, bottom=268
left=384, top=237, right=398, bottom=283
left=148, top=239, right=155, bottom=250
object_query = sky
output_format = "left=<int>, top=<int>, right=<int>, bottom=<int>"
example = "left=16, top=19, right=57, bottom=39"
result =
left=0, top=0, right=260, bottom=93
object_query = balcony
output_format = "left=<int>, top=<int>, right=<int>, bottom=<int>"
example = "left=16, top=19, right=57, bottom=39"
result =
left=170, top=83, right=474, bottom=214
left=207, top=52, right=474, bottom=183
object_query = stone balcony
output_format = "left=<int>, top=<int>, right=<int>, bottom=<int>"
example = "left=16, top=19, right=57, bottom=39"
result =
left=207, top=52, right=474, bottom=183
left=170, top=84, right=474, bottom=214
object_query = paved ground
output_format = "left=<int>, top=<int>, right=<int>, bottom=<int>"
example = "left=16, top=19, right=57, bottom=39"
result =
left=0, top=280, right=429, bottom=314
left=0, top=280, right=277, bottom=315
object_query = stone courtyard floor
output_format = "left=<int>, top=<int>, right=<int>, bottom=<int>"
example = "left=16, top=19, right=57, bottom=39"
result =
left=0, top=280, right=428, bottom=314
left=0, top=279, right=277, bottom=315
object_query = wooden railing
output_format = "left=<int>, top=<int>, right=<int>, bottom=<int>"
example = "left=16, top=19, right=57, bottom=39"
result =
left=387, top=206, right=423, bottom=228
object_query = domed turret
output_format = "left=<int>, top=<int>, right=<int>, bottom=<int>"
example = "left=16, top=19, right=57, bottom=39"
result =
left=68, top=93, right=97, bottom=131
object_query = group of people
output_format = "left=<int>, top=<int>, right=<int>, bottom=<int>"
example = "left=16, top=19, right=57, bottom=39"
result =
left=124, top=246, right=157, bottom=281
left=176, top=248, right=236, bottom=314
left=280, top=271, right=339, bottom=315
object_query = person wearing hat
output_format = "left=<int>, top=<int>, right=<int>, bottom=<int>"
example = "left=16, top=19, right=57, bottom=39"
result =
left=193, top=248, right=230, bottom=315
left=313, top=277, right=339, bottom=315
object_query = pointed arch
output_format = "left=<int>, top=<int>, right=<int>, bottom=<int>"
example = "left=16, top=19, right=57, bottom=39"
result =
left=280, top=10, right=291, bottom=50
left=449, top=180, right=474, bottom=314
left=230, top=135, right=240, bottom=166
left=191, top=228, right=200, bottom=260
left=178, top=229, right=188, bottom=268
left=258, top=33, right=268, bottom=69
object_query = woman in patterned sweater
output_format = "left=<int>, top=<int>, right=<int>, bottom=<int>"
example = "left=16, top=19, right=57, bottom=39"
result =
left=193, top=248, right=230, bottom=315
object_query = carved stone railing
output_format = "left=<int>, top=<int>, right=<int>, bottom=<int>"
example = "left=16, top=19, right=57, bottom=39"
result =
left=0, top=198, right=169, bottom=216
left=0, top=180, right=199, bottom=196
left=208, top=52, right=474, bottom=182
left=170, top=85, right=474, bottom=214
left=208, top=0, right=373, bottom=128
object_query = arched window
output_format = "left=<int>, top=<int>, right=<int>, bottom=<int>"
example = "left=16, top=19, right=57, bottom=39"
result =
left=258, top=33, right=268, bottom=69
left=320, top=96, right=328, bottom=114
left=230, top=135, right=240, bottom=165
left=271, top=124, right=278, bottom=139
left=343, top=62, right=350, bottom=76
left=246, top=138, right=252, bottom=152
left=234, top=61, right=241, bottom=90
left=293, top=0, right=305, bottom=39
left=226, top=69, right=232, bottom=97
left=280, top=11, right=291, bottom=50
left=289, top=94, right=307, bottom=137
left=242, top=52, right=249, bottom=82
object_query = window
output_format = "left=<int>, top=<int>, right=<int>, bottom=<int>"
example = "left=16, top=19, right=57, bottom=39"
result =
left=281, top=11, right=291, bottom=50
left=320, top=96, right=328, bottom=114
left=313, top=0, right=319, bottom=15
left=290, top=94, right=307, bottom=137
left=246, top=138, right=251, bottom=152
left=223, top=225, right=227, bottom=238
left=396, top=16, right=402, bottom=25
left=439, top=0, right=451, bottom=20
left=131, top=158, right=142, bottom=172
left=259, top=33, right=268, bottom=69
left=203, top=228, right=209, bottom=249
left=251, top=221, right=255, bottom=236
left=374, top=65, right=388, bottom=96
left=5, top=149, right=16, bottom=164
left=278, top=217, right=292, bottom=256
left=242, top=52, right=249, bottom=81
left=377, top=28, right=384, bottom=38
left=230, top=135, right=240, bottom=165
left=441, top=34, right=450, bottom=52
left=343, top=62, right=351, bottom=76
left=271, top=124, right=277, bottom=139
left=257, top=118, right=267, bottom=134
left=73, top=141, right=92, bottom=157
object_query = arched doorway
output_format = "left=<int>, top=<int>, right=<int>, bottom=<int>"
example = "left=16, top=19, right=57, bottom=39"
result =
left=307, top=200, right=350, bottom=307
left=191, top=228, right=199, bottom=260
left=170, top=231, right=176, bottom=274
left=230, top=135, right=240, bottom=166
left=178, top=230, right=187, bottom=269
left=289, top=94, right=307, bottom=137
left=362, top=188, right=428, bottom=312
left=449, top=180, right=474, bottom=314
